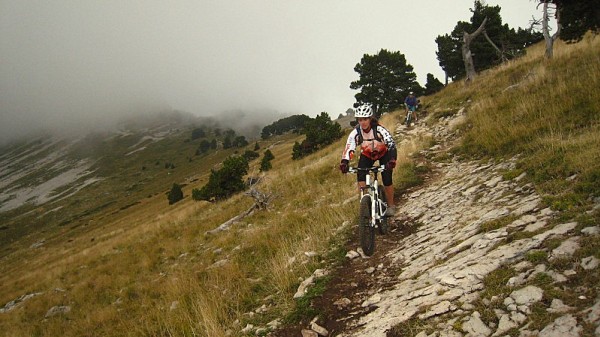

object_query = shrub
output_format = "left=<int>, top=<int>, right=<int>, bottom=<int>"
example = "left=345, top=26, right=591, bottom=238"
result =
left=260, top=149, right=274, bottom=172
left=242, top=150, right=260, bottom=161
left=292, top=112, right=343, bottom=159
left=167, top=183, right=184, bottom=205
left=192, top=156, right=249, bottom=201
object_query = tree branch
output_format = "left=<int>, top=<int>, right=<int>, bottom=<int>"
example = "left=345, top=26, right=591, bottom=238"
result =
left=482, top=30, right=507, bottom=62
left=465, top=17, right=488, bottom=44
left=204, top=185, right=273, bottom=236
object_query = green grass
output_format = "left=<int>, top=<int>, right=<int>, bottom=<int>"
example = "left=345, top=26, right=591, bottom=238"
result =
left=283, top=275, right=331, bottom=325
left=525, top=250, right=548, bottom=264
left=455, top=36, right=600, bottom=204
left=473, top=266, right=518, bottom=326
left=394, top=162, right=428, bottom=192
left=480, top=215, right=518, bottom=232
left=387, top=316, right=433, bottom=337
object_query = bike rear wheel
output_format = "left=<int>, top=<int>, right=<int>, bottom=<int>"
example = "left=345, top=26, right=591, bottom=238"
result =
left=377, top=185, right=389, bottom=235
left=359, top=195, right=376, bottom=256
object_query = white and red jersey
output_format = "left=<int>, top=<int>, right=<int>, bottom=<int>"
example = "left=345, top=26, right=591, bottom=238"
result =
left=341, top=125, right=396, bottom=161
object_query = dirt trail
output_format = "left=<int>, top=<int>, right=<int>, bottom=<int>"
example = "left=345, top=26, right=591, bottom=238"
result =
left=270, top=116, right=452, bottom=336
left=271, top=110, right=600, bottom=336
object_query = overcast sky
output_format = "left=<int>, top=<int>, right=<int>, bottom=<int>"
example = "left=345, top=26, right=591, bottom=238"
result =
left=1, top=0, right=545, bottom=143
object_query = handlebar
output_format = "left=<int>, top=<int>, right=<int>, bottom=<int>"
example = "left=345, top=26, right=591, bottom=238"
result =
left=348, top=166, right=386, bottom=174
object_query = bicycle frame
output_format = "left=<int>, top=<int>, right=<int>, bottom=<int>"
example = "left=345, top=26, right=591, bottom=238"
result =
left=349, top=166, right=387, bottom=226
left=405, top=109, right=414, bottom=126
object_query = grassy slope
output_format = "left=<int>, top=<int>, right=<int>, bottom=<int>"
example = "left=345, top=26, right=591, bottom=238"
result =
left=389, top=35, right=600, bottom=336
left=436, top=35, right=600, bottom=214
left=1, top=36, right=599, bottom=336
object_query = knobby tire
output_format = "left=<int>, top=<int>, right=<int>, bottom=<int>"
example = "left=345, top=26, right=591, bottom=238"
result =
left=377, top=185, right=389, bottom=235
left=359, top=195, right=375, bottom=256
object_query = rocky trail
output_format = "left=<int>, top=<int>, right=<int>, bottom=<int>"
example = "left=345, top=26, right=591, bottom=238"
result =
left=271, top=111, right=600, bottom=337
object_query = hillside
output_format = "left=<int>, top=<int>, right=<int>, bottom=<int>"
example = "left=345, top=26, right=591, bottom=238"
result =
left=271, top=36, right=600, bottom=336
left=1, top=36, right=599, bottom=337
left=0, top=112, right=285, bottom=253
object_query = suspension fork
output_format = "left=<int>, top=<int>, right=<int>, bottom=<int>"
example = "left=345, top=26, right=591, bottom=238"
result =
left=366, top=173, right=379, bottom=227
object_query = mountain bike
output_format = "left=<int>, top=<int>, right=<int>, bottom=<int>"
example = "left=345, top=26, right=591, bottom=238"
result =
left=348, top=166, right=389, bottom=256
left=405, top=109, right=413, bottom=127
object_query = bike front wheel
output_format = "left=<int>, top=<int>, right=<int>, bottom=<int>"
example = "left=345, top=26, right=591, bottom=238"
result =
left=359, top=195, right=376, bottom=256
left=377, top=185, right=389, bottom=235
left=405, top=112, right=412, bottom=127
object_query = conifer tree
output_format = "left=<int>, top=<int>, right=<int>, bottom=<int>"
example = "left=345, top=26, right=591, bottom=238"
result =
left=350, top=49, right=421, bottom=116
left=260, top=149, right=274, bottom=172
left=168, top=183, right=184, bottom=205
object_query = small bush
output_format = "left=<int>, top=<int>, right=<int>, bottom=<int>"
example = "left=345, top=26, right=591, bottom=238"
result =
left=260, top=150, right=274, bottom=172
left=525, top=250, right=548, bottom=264
left=242, top=150, right=260, bottom=161
left=168, top=183, right=184, bottom=205
left=192, top=156, right=249, bottom=201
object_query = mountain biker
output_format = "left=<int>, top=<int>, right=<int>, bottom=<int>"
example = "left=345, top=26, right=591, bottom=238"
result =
left=339, top=104, right=397, bottom=216
left=404, top=92, right=418, bottom=122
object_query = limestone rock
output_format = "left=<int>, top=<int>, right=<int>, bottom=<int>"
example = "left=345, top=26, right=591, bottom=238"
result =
left=549, top=237, right=580, bottom=260
left=418, top=300, right=456, bottom=319
left=547, top=299, right=574, bottom=314
left=310, top=321, right=329, bottom=336
left=538, top=314, right=582, bottom=337
left=294, top=269, right=328, bottom=299
left=581, top=256, right=599, bottom=270
left=581, top=226, right=600, bottom=236
left=45, top=305, right=71, bottom=318
left=510, top=286, right=543, bottom=306
left=462, top=312, right=492, bottom=336
left=301, top=329, right=318, bottom=337
left=361, top=293, right=381, bottom=307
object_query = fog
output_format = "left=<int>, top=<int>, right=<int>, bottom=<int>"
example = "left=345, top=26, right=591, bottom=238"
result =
left=1, top=1, right=543, bottom=144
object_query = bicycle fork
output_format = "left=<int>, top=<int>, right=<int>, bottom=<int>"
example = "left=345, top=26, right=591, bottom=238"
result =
left=361, top=188, right=384, bottom=228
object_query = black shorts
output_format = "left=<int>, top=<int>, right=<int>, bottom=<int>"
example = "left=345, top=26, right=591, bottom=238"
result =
left=357, top=152, right=393, bottom=186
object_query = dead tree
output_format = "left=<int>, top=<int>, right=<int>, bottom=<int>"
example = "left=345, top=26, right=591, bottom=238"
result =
left=541, top=1, right=562, bottom=59
left=462, top=17, right=488, bottom=82
left=204, top=187, right=273, bottom=236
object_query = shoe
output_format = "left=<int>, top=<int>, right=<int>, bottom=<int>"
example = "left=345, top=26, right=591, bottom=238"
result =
left=384, top=206, right=396, bottom=217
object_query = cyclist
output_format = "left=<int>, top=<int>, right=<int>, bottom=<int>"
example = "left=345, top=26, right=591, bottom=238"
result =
left=404, top=92, right=418, bottom=122
left=339, top=104, right=397, bottom=216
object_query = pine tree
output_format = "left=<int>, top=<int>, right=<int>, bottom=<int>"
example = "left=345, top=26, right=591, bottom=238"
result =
left=192, top=156, right=249, bottom=201
left=424, top=73, right=445, bottom=95
left=350, top=49, right=421, bottom=116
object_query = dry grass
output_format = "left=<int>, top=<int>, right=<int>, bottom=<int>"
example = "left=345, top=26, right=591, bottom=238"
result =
left=3, top=35, right=598, bottom=337
left=0, top=114, right=427, bottom=336
left=447, top=35, right=600, bottom=204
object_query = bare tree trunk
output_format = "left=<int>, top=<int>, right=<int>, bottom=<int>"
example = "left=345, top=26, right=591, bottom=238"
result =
left=542, top=2, right=562, bottom=59
left=462, top=17, right=488, bottom=82
left=205, top=186, right=272, bottom=236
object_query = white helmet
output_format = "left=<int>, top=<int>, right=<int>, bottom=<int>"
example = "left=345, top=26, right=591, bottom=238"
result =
left=354, top=104, right=373, bottom=118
